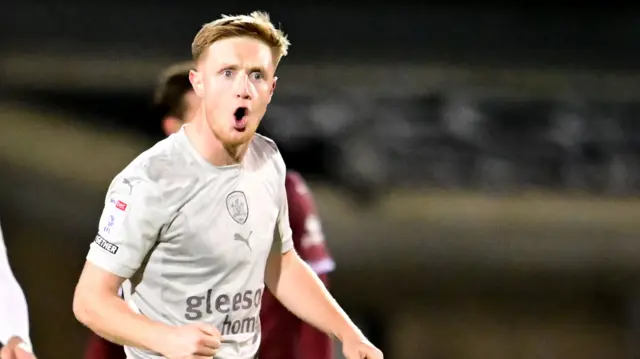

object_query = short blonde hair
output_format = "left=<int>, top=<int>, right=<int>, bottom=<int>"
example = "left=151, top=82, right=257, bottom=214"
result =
left=192, top=11, right=290, bottom=66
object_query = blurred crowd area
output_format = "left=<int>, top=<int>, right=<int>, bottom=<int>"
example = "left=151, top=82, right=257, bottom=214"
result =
left=8, top=70, right=640, bottom=200
left=268, top=88, right=640, bottom=196
left=2, top=4, right=640, bottom=359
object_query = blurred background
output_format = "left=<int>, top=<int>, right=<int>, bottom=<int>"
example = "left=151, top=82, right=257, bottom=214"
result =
left=2, top=3, right=640, bottom=359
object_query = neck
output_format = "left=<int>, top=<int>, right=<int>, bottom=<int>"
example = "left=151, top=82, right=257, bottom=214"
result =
left=185, top=115, right=250, bottom=167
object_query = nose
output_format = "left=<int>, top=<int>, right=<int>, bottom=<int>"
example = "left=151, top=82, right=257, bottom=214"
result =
left=234, top=73, right=251, bottom=100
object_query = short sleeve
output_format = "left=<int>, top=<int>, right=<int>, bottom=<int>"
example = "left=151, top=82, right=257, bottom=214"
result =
left=86, top=172, right=168, bottom=278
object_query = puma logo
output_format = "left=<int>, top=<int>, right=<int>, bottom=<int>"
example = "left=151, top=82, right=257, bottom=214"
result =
left=122, top=178, right=139, bottom=194
left=233, top=231, right=253, bottom=250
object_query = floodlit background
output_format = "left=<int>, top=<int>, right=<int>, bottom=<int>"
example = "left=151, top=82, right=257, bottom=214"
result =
left=2, top=3, right=640, bottom=359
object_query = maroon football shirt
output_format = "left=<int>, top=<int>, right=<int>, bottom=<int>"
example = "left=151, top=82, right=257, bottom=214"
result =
left=259, top=171, right=335, bottom=359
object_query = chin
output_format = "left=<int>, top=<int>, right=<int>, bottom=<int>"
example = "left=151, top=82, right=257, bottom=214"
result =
left=219, top=130, right=254, bottom=147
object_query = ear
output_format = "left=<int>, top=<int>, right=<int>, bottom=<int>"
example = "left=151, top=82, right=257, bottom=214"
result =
left=268, top=77, right=277, bottom=104
left=162, top=117, right=183, bottom=136
left=189, top=69, right=204, bottom=97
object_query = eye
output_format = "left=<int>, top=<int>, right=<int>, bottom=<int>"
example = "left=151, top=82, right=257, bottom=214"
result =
left=222, top=69, right=233, bottom=77
left=249, top=72, right=264, bottom=80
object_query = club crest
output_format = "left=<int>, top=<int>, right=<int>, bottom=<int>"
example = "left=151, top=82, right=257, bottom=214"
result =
left=226, top=191, right=249, bottom=224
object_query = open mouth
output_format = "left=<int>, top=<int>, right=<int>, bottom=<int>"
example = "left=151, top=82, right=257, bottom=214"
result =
left=233, top=107, right=248, bottom=131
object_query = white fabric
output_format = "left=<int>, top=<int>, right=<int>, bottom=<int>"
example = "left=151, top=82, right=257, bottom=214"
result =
left=86, top=129, right=293, bottom=359
left=0, top=222, right=32, bottom=349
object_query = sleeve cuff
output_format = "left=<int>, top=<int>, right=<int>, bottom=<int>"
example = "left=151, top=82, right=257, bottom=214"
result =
left=281, top=237, right=294, bottom=254
left=86, top=249, right=136, bottom=279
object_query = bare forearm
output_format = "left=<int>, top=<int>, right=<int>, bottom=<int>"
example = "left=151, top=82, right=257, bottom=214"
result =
left=73, top=292, right=170, bottom=352
left=266, top=252, right=362, bottom=341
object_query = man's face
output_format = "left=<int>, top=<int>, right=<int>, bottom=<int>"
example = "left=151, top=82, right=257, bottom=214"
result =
left=189, top=36, right=277, bottom=147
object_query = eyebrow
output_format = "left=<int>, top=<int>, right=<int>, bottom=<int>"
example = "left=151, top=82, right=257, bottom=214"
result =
left=220, top=64, right=268, bottom=74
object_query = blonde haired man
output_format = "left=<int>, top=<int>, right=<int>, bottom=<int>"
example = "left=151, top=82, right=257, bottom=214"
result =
left=73, top=11, right=382, bottom=359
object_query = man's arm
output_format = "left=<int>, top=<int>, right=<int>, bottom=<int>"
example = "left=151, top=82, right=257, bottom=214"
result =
left=265, top=153, right=381, bottom=358
left=297, top=273, right=333, bottom=359
left=0, top=223, right=32, bottom=350
left=264, top=170, right=361, bottom=343
left=265, top=250, right=361, bottom=342
left=284, top=172, right=336, bottom=359
left=73, top=173, right=171, bottom=352
left=73, top=263, right=170, bottom=350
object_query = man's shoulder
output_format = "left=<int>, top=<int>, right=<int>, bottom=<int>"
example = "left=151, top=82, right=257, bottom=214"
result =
left=285, top=171, right=304, bottom=187
left=123, top=139, right=173, bottom=177
left=285, top=171, right=310, bottom=196
left=251, top=134, right=286, bottom=175
left=252, top=133, right=280, bottom=154
left=112, top=135, right=185, bottom=192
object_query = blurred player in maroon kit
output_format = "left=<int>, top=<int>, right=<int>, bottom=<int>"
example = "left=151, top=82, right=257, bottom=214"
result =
left=260, top=170, right=336, bottom=359
left=82, top=62, right=335, bottom=359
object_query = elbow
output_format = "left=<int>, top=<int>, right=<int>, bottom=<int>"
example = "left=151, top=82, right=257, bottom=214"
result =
left=73, top=288, right=97, bottom=328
